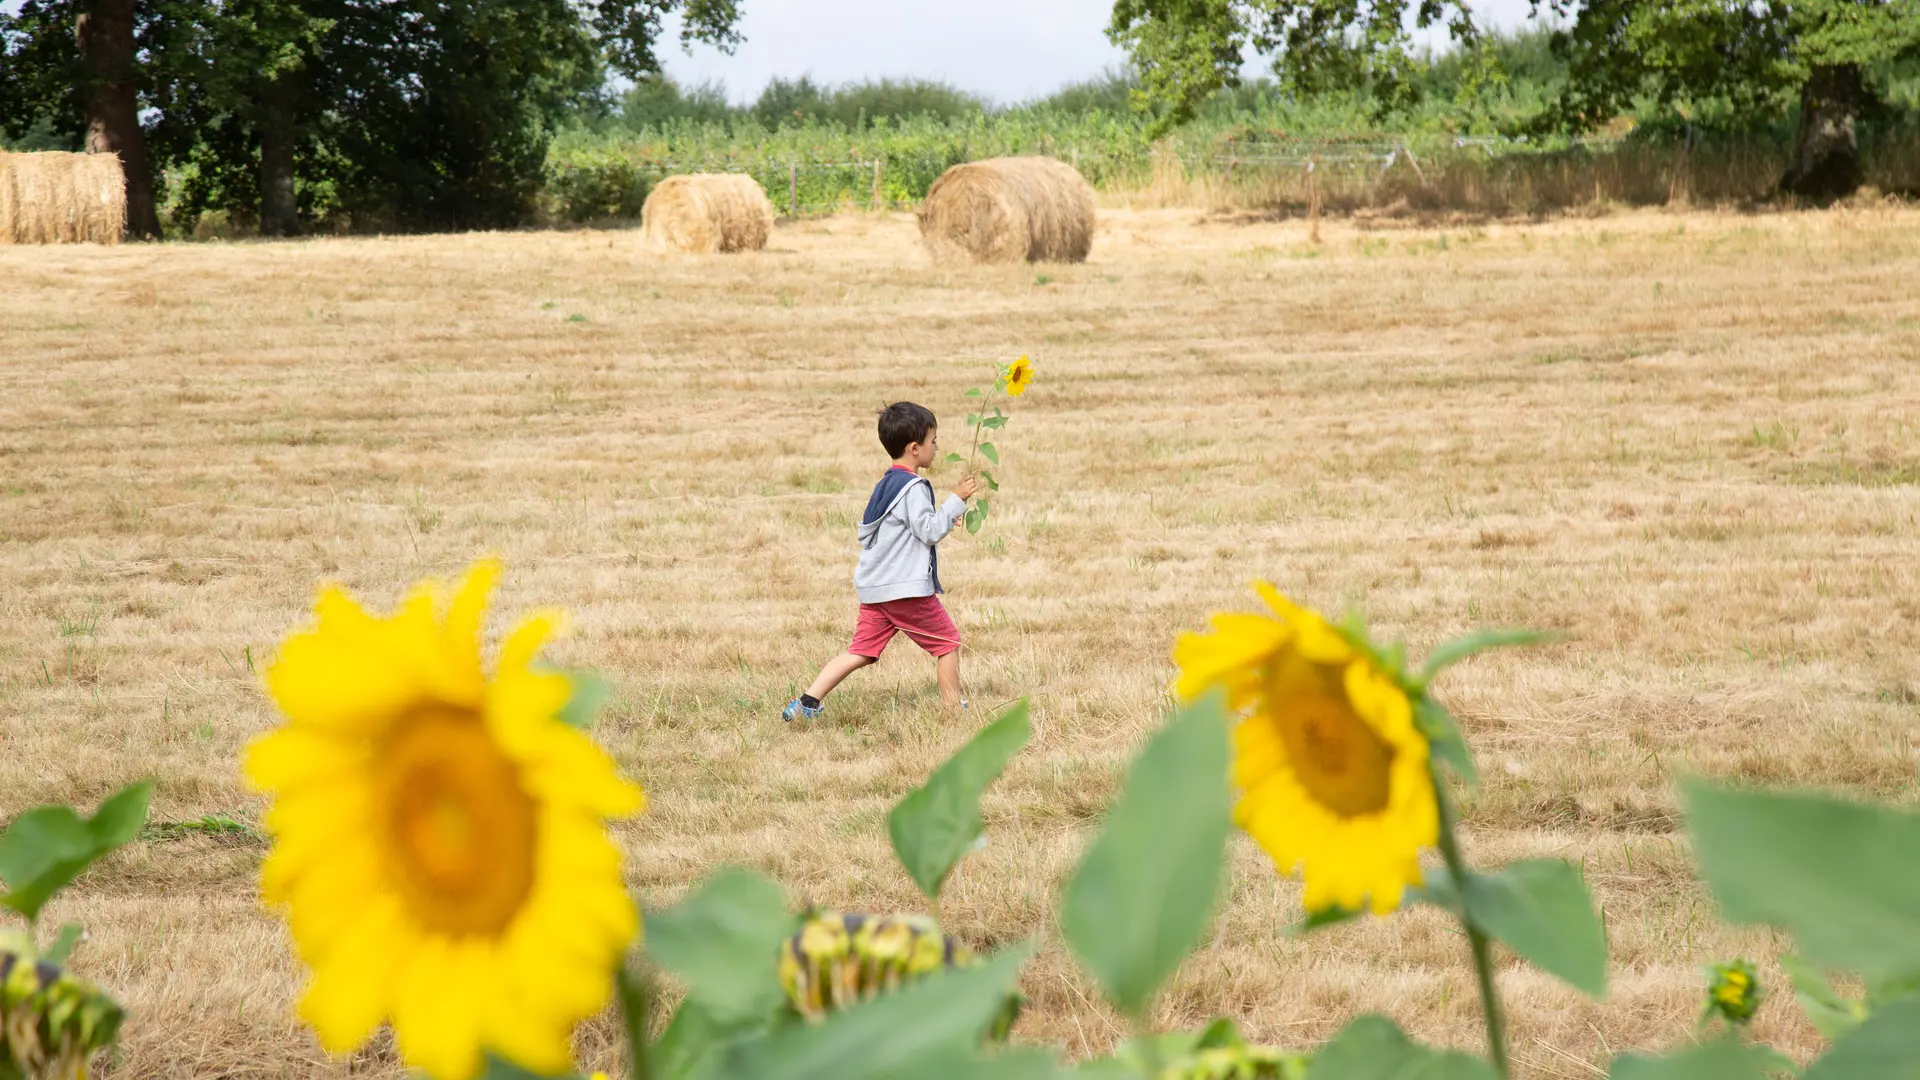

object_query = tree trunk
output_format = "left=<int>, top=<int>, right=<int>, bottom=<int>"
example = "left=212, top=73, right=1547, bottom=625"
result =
left=76, top=0, right=160, bottom=239
left=258, top=81, right=299, bottom=237
left=1778, top=62, right=1864, bottom=202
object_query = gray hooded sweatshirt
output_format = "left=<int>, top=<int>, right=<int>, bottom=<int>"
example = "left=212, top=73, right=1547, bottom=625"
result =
left=854, top=470, right=966, bottom=604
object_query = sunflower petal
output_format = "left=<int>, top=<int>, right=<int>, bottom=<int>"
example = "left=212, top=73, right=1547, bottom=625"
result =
left=299, top=896, right=410, bottom=1052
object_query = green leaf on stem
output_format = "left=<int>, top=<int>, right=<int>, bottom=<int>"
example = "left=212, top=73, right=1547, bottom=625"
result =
left=556, top=670, right=609, bottom=730
left=967, top=413, right=983, bottom=428
left=1086, top=1019, right=1255, bottom=1079
left=0, top=810, right=97, bottom=921
left=1413, top=697, right=1478, bottom=788
left=1778, top=954, right=1868, bottom=1041
left=889, top=702, right=1033, bottom=902
left=1460, top=860, right=1608, bottom=996
left=719, top=946, right=1030, bottom=1080
left=0, top=781, right=153, bottom=924
left=979, top=470, right=999, bottom=491
left=1682, top=781, right=1920, bottom=980
left=1418, top=629, right=1554, bottom=684
left=1304, top=1015, right=1496, bottom=1080
left=909, top=1047, right=1064, bottom=1080
left=946, top=453, right=965, bottom=463
left=965, top=388, right=984, bottom=397
left=652, top=999, right=762, bottom=1080
left=87, top=781, right=153, bottom=851
left=1804, top=995, right=1920, bottom=1080
left=43, top=922, right=84, bottom=966
left=479, top=1056, right=583, bottom=1080
left=1060, top=694, right=1231, bottom=1018
left=645, top=869, right=796, bottom=1023
left=982, top=416, right=1007, bottom=429
left=1288, top=904, right=1365, bottom=936
left=1608, top=1037, right=1777, bottom=1080
left=978, top=443, right=999, bottom=464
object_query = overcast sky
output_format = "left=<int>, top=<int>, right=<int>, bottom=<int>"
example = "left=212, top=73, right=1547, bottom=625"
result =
left=661, top=0, right=1542, bottom=105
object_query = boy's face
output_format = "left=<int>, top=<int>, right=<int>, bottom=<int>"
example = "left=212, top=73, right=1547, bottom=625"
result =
left=906, top=427, right=939, bottom=469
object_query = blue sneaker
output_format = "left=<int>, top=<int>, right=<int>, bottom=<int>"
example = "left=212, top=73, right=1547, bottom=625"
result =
left=783, top=698, right=822, bottom=723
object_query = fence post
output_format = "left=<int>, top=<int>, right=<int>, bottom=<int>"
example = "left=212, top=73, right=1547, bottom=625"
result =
left=788, top=162, right=798, bottom=218
left=1306, top=157, right=1322, bottom=244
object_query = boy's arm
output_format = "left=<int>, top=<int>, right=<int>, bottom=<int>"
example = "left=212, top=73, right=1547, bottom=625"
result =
left=900, top=480, right=965, bottom=544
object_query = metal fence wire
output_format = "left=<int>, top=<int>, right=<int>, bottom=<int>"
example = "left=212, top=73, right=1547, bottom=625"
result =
left=546, top=132, right=1645, bottom=219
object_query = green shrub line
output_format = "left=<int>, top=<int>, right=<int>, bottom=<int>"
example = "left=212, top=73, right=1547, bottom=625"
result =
left=541, top=118, right=1920, bottom=222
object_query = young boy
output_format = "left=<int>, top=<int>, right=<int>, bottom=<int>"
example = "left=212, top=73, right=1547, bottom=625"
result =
left=784, top=402, right=980, bottom=721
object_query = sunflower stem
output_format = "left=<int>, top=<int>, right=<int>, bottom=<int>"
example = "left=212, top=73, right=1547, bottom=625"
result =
left=1130, top=1013, right=1164, bottom=1079
left=617, top=964, right=653, bottom=1080
left=1432, top=775, right=1510, bottom=1080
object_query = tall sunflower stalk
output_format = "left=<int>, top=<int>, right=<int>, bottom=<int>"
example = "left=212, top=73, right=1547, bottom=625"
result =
left=1176, top=586, right=1556, bottom=1080
left=947, top=355, right=1032, bottom=535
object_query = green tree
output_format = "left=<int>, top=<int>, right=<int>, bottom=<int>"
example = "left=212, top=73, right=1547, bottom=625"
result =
left=1537, top=0, right=1920, bottom=199
left=1108, top=0, right=1920, bottom=200
left=0, top=0, right=745, bottom=237
left=618, top=76, right=738, bottom=129
left=1107, top=0, right=1494, bottom=133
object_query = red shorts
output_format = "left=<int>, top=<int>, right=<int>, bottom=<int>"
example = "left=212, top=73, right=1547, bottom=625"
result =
left=849, top=596, right=961, bottom=658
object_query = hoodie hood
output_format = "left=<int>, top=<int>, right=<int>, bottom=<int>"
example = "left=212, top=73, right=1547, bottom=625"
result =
left=858, top=467, right=923, bottom=541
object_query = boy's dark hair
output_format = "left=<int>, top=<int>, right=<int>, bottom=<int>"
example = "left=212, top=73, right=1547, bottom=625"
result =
left=878, top=402, right=937, bottom=458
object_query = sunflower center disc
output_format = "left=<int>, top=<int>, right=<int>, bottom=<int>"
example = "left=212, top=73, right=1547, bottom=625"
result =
left=1274, top=678, right=1393, bottom=819
left=380, top=707, right=537, bottom=935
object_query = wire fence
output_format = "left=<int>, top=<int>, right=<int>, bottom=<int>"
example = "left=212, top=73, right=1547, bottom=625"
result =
left=542, top=129, right=1920, bottom=222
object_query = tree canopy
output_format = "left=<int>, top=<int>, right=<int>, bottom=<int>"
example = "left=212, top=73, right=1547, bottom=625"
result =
left=1108, top=0, right=1920, bottom=199
left=0, top=0, right=746, bottom=235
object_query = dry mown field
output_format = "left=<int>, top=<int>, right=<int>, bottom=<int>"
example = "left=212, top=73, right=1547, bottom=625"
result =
left=3, top=205, right=1919, bottom=1078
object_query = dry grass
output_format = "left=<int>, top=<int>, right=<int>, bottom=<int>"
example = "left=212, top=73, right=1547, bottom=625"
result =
left=3, top=204, right=1919, bottom=1078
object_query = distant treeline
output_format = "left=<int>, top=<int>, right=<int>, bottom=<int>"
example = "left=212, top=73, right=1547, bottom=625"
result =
left=11, top=20, right=1920, bottom=234
left=592, top=31, right=1573, bottom=135
left=539, top=31, right=1920, bottom=224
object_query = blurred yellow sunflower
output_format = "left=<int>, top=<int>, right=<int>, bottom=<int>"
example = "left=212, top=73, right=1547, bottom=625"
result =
left=1174, top=583, right=1436, bottom=914
left=1004, top=355, right=1034, bottom=397
left=245, top=559, right=643, bottom=1080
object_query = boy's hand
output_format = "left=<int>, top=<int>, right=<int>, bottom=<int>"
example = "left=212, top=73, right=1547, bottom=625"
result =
left=954, top=476, right=980, bottom=501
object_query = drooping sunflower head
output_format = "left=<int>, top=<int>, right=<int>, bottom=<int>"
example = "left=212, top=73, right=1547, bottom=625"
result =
left=245, top=560, right=644, bottom=1080
left=1705, top=960, right=1761, bottom=1024
left=0, top=937, right=124, bottom=1080
left=1174, top=583, right=1437, bottom=915
left=1003, top=355, right=1034, bottom=397
left=777, top=912, right=1017, bottom=1039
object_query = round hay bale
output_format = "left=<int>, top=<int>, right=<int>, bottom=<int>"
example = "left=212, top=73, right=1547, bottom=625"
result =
left=0, top=150, right=126, bottom=245
left=641, top=173, right=775, bottom=254
left=917, top=156, right=1095, bottom=265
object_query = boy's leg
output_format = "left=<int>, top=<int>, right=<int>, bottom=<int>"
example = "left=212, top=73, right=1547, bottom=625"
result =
left=887, top=595, right=965, bottom=707
left=807, top=652, right=876, bottom=701
left=804, top=604, right=893, bottom=704
left=936, top=650, right=962, bottom=707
